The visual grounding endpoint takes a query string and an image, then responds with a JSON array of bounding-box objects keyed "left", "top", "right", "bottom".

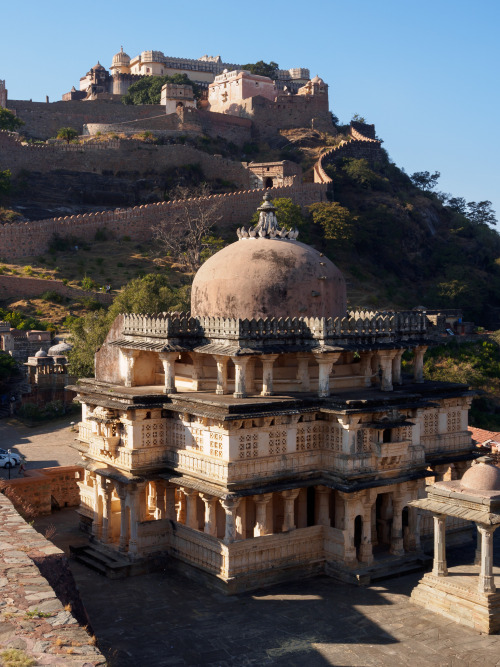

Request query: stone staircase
[
  {"left": 327, "top": 552, "right": 432, "bottom": 586},
  {"left": 70, "top": 541, "right": 167, "bottom": 579}
]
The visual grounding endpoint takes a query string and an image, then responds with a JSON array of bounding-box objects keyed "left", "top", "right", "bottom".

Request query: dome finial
[{"left": 239, "top": 192, "right": 299, "bottom": 241}]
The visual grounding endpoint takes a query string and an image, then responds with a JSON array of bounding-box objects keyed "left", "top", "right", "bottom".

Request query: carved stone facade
[{"left": 70, "top": 198, "right": 476, "bottom": 592}]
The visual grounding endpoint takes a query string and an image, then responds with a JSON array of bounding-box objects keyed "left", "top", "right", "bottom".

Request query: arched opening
[
  {"left": 354, "top": 515, "right": 363, "bottom": 560},
  {"left": 176, "top": 101, "right": 184, "bottom": 108},
  {"left": 383, "top": 428, "right": 391, "bottom": 443},
  {"left": 402, "top": 505, "right": 410, "bottom": 551},
  {"left": 265, "top": 177, "right": 273, "bottom": 188}
]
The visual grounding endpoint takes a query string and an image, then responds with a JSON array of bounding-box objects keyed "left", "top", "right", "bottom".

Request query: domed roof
[
  {"left": 34, "top": 348, "right": 48, "bottom": 358},
  {"left": 311, "top": 74, "right": 325, "bottom": 85},
  {"left": 92, "top": 61, "right": 105, "bottom": 71},
  {"left": 191, "top": 195, "right": 346, "bottom": 320},
  {"left": 460, "top": 458, "right": 500, "bottom": 492},
  {"left": 48, "top": 341, "right": 72, "bottom": 356},
  {"left": 112, "top": 47, "right": 130, "bottom": 66}
]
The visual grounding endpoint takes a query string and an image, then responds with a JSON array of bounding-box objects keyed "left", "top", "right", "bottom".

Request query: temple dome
[
  {"left": 34, "top": 348, "right": 48, "bottom": 358},
  {"left": 191, "top": 195, "right": 346, "bottom": 320},
  {"left": 460, "top": 458, "right": 500, "bottom": 492},
  {"left": 112, "top": 47, "right": 130, "bottom": 66},
  {"left": 48, "top": 341, "right": 72, "bottom": 356}
]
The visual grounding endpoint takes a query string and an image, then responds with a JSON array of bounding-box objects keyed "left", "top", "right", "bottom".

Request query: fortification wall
[
  {"left": 0, "top": 132, "right": 252, "bottom": 187},
  {"left": 0, "top": 183, "right": 328, "bottom": 259},
  {"left": 7, "top": 99, "right": 168, "bottom": 139},
  {"left": 245, "top": 94, "right": 333, "bottom": 138},
  {"left": 2, "top": 466, "right": 82, "bottom": 516},
  {"left": 0, "top": 275, "right": 113, "bottom": 305},
  {"left": 0, "top": 491, "right": 105, "bottom": 665}
]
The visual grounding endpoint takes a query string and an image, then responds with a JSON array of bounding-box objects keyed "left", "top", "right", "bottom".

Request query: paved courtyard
[
  {"left": 34, "top": 510, "right": 500, "bottom": 667},
  {"left": 0, "top": 415, "right": 81, "bottom": 479}
]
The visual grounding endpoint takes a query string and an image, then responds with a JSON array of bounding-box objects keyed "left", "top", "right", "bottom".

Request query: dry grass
[{"left": 0, "top": 648, "right": 36, "bottom": 667}]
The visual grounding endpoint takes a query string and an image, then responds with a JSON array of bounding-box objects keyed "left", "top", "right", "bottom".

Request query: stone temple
[{"left": 70, "top": 194, "right": 475, "bottom": 592}]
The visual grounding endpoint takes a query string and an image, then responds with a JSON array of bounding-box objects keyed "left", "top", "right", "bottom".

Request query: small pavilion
[{"left": 410, "top": 456, "right": 500, "bottom": 634}]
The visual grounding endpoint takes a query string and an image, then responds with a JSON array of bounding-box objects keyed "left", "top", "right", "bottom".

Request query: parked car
[
  {"left": 0, "top": 448, "right": 21, "bottom": 464},
  {"left": 0, "top": 454, "right": 18, "bottom": 469}
]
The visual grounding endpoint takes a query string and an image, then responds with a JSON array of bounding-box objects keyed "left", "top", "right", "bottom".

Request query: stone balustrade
[
  {"left": 120, "top": 309, "right": 429, "bottom": 348},
  {"left": 420, "top": 431, "right": 472, "bottom": 454}
]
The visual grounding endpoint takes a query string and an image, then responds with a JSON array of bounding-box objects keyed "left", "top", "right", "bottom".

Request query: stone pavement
[
  {"left": 34, "top": 510, "right": 500, "bottom": 667},
  {"left": 0, "top": 415, "right": 81, "bottom": 480}
]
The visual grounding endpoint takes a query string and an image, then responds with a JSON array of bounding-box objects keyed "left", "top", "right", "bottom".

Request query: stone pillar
[
  {"left": 183, "top": 488, "right": 199, "bottom": 530},
  {"left": 378, "top": 350, "right": 396, "bottom": 392},
  {"left": 260, "top": 354, "right": 279, "bottom": 397},
  {"left": 220, "top": 497, "right": 241, "bottom": 544},
  {"left": 316, "top": 353, "right": 340, "bottom": 398},
  {"left": 159, "top": 352, "right": 178, "bottom": 394},
  {"left": 390, "top": 500, "right": 405, "bottom": 556},
  {"left": 296, "top": 354, "right": 310, "bottom": 392},
  {"left": 315, "top": 486, "right": 331, "bottom": 526},
  {"left": 231, "top": 356, "right": 250, "bottom": 399},
  {"left": 154, "top": 480, "right": 167, "bottom": 519},
  {"left": 359, "top": 351, "right": 374, "bottom": 387},
  {"left": 200, "top": 493, "right": 218, "bottom": 536},
  {"left": 281, "top": 489, "right": 300, "bottom": 532},
  {"left": 176, "top": 489, "right": 186, "bottom": 524},
  {"left": 432, "top": 464, "right": 449, "bottom": 483},
  {"left": 432, "top": 513, "right": 448, "bottom": 577},
  {"left": 413, "top": 345, "right": 428, "bottom": 384},
  {"left": 335, "top": 493, "right": 346, "bottom": 530},
  {"left": 165, "top": 485, "right": 177, "bottom": 521},
  {"left": 477, "top": 524, "right": 497, "bottom": 594},
  {"left": 474, "top": 529, "right": 482, "bottom": 566},
  {"left": 370, "top": 353, "right": 380, "bottom": 386},
  {"left": 93, "top": 482, "right": 102, "bottom": 540},
  {"left": 392, "top": 350, "right": 404, "bottom": 386},
  {"left": 101, "top": 482, "right": 113, "bottom": 544},
  {"left": 122, "top": 349, "right": 139, "bottom": 387},
  {"left": 253, "top": 493, "right": 273, "bottom": 537},
  {"left": 128, "top": 484, "right": 144, "bottom": 557},
  {"left": 214, "top": 355, "right": 228, "bottom": 395},
  {"left": 359, "top": 507, "right": 374, "bottom": 564}
]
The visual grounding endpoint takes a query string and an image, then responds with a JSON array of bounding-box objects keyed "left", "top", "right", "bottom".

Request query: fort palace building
[{"left": 69, "top": 195, "right": 475, "bottom": 592}]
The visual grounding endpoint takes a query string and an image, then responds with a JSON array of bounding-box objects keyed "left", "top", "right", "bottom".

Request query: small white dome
[{"left": 34, "top": 348, "right": 48, "bottom": 358}]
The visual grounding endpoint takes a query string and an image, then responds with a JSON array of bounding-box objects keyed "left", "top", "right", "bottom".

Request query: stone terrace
[{"left": 34, "top": 508, "right": 500, "bottom": 666}]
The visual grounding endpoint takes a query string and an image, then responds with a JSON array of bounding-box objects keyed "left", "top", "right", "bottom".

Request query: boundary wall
[
  {"left": 314, "top": 122, "right": 383, "bottom": 184},
  {"left": 0, "top": 131, "right": 252, "bottom": 186},
  {"left": 0, "top": 491, "right": 105, "bottom": 665},
  {"left": 0, "top": 182, "right": 328, "bottom": 259},
  {"left": 0, "top": 275, "right": 113, "bottom": 304}
]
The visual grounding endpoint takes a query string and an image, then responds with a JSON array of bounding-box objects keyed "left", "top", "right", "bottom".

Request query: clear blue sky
[{"left": 1, "top": 0, "right": 499, "bottom": 220}]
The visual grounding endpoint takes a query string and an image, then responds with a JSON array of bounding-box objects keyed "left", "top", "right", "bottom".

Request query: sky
[{"left": 1, "top": 0, "right": 499, "bottom": 220}]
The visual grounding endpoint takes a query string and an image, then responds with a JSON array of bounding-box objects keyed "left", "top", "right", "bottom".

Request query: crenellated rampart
[
  {"left": 0, "top": 182, "right": 328, "bottom": 259},
  {"left": 314, "top": 121, "right": 383, "bottom": 184},
  {"left": 0, "top": 275, "right": 113, "bottom": 304}
]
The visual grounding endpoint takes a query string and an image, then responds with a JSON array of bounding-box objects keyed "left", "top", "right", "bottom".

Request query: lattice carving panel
[
  {"left": 447, "top": 410, "right": 461, "bottom": 433},
  {"left": 268, "top": 429, "right": 287, "bottom": 455},
  {"left": 170, "top": 420, "right": 186, "bottom": 449},
  {"left": 355, "top": 429, "right": 371, "bottom": 453},
  {"left": 210, "top": 432, "right": 224, "bottom": 458},
  {"left": 296, "top": 423, "right": 325, "bottom": 451},
  {"left": 141, "top": 421, "right": 167, "bottom": 448},
  {"left": 325, "top": 424, "right": 343, "bottom": 451},
  {"left": 189, "top": 426, "right": 204, "bottom": 451},
  {"left": 423, "top": 411, "right": 438, "bottom": 435},
  {"left": 239, "top": 433, "right": 258, "bottom": 459}
]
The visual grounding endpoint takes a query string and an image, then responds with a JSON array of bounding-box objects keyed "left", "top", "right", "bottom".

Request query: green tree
[
  {"left": 122, "top": 74, "right": 202, "bottom": 105},
  {"left": 466, "top": 200, "right": 497, "bottom": 227},
  {"left": 410, "top": 170, "right": 440, "bottom": 191},
  {"left": 0, "top": 107, "right": 24, "bottom": 131},
  {"left": 66, "top": 274, "right": 191, "bottom": 377},
  {"left": 341, "top": 158, "right": 383, "bottom": 189},
  {"left": 241, "top": 61, "right": 279, "bottom": 78},
  {"left": 57, "top": 127, "right": 79, "bottom": 144},
  {"left": 351, "top": 113, "right": 366, "bottom": 123},
  {"left": 0, "top": 169, "right": 11, "bottom": 199},
  {"left": 308, "top": 202, "right": 355, "bottom": 243}
]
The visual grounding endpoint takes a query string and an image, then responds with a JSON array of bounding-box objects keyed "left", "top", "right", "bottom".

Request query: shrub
[
  {"left": 23, "top": 265, "right": 33, "bottom": 275},
  {"left": 41, "top": 290, "right": 63, "bottom": 303},
  {"left": 81, "top": 275, "right": 97, "bottom": 291},
  {"left": 94, "top": 228, "right": 108, "bottom": 242},
  {"left": 122, "top": 235, "right": 131, "bottom": 242},
  {"left": 62, "top": 278, "right": 69, "bottom": 285}
]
